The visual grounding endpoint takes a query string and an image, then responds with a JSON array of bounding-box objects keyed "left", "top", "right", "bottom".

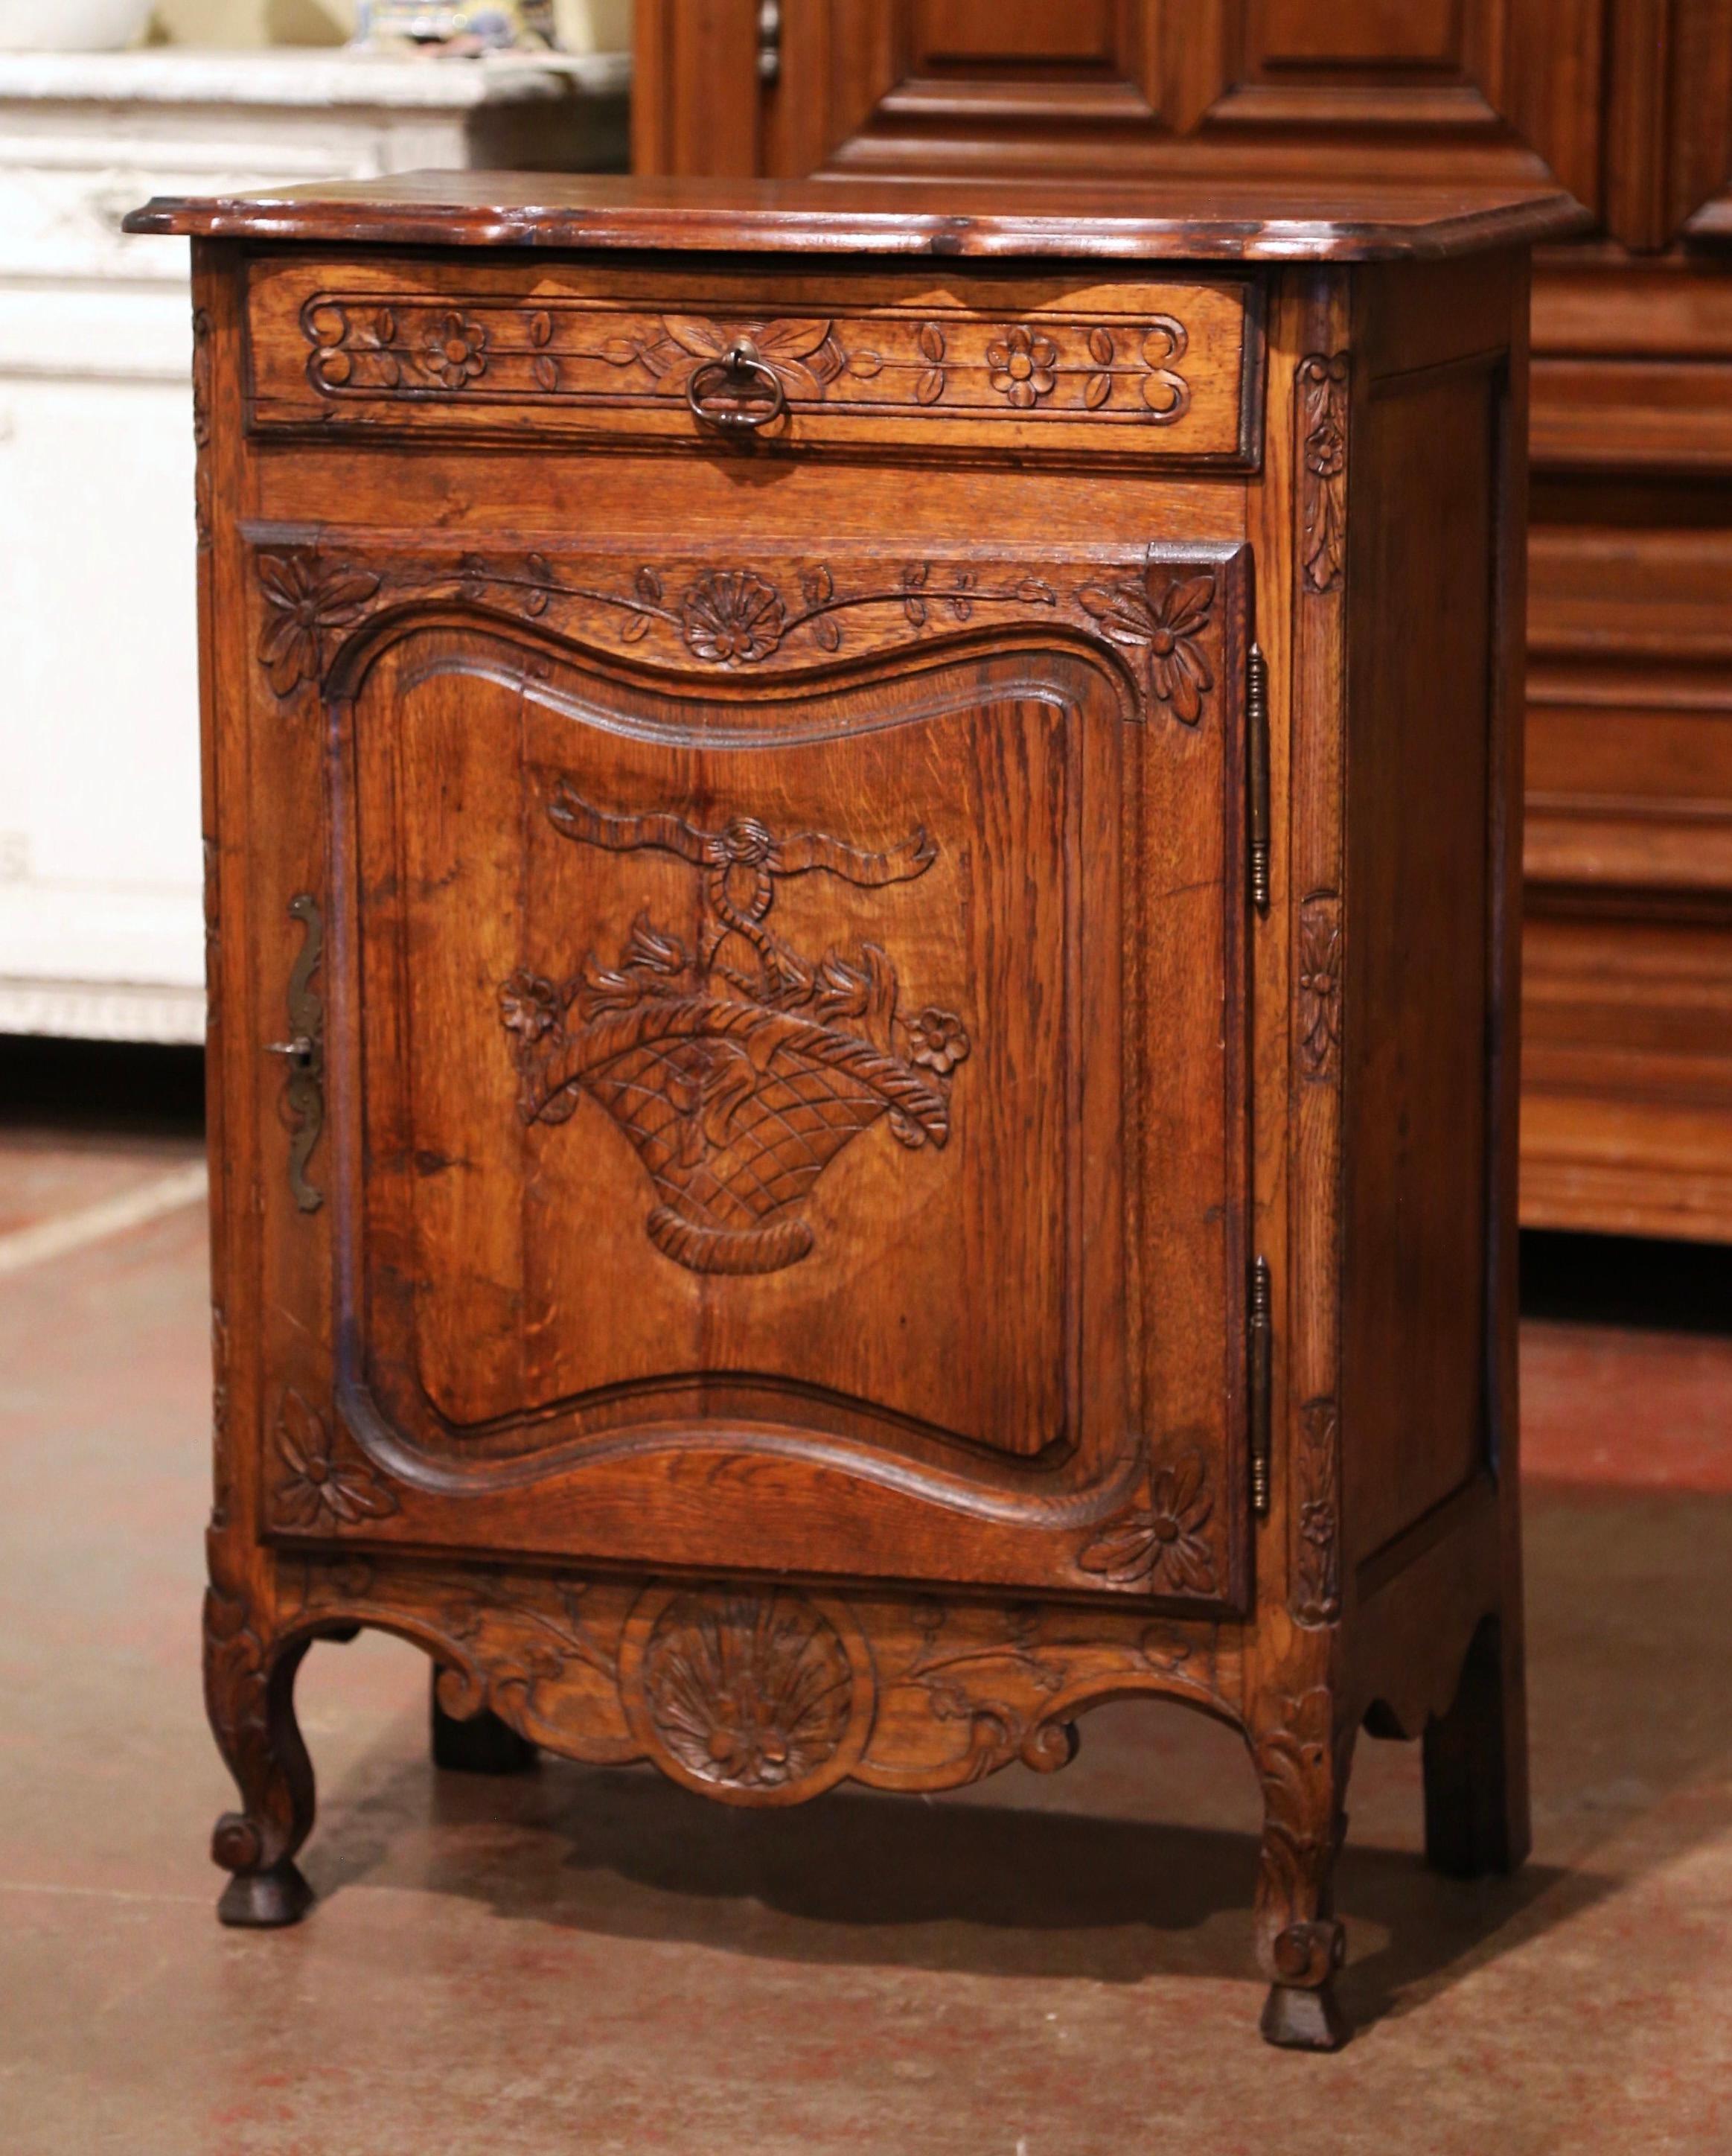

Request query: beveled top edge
[{"left": 123, "top": 171, "right": 1591, "bottom": 263}]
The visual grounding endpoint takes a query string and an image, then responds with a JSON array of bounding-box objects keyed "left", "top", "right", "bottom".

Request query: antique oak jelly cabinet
[{"left": 127, "top": 174, "right": 1582, "bottom": 2049}]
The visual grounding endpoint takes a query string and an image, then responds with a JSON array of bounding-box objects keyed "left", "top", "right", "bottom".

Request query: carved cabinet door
[{"left": 266, "top": 534, "right": 1253, "bottom": 1612}]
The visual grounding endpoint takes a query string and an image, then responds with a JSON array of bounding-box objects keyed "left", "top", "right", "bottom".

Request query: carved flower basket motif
[{"left": 502, "top": 788, "right": 971, "bottom": 1275}]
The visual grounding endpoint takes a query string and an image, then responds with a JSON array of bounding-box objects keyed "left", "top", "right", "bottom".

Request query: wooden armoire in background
[{"left": 635, "top": 0, "right": 1732, "bottom": 1243}]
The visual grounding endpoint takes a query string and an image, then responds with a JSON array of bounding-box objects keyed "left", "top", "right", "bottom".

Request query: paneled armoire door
[{"left": 635, "top": 0, "right": 1601, "bottom": 202}]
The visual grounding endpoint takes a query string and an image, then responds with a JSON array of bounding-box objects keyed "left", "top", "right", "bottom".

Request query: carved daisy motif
[
  {"left": 1307, "top": 411, "right": 1346, "bottom": 479},
  {"left": 1297, "top": 908, "right": 1342, "bottom": 1072},
  {"left": 986, "top": 325, "right": 1059, "bottom": 409},
  {"left": 680, "top": 570, "right": 785, "bottom": 664},
  {"left": 907, "top": 1007, "right": 971, "bottom": 1077},
  {"left": 257, "top": 555, "right": 380, "bottom": 698},
  {"left": 1077, "top": 569, "right": 1216, "bottom": 724},
  {"left": 1077, "top": 1453, "right": 1216, "bottom": 1594},
  {"left": 499, "top": 969, "right": 563, "bottom": 1046},
  {"left": 424, "top": 310, "right": 488, "bottom": 389},
  {"left": 272, "top": 1388, "right": 397, "bottom": 1531}
]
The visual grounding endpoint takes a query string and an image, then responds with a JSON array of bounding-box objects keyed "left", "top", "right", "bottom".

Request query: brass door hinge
[
  {"left": 758, "top": 0, "right": 781, "bottom": 80},
  {"left": 1249, "top": 1254, "right": 1272, "bottom": 1516},
  {"left": 1247, "top": 640, "right": 1271, "bottom": 914}
]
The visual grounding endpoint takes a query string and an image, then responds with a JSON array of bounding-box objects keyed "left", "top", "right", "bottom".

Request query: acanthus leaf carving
[
  {"left": 503, "top": 786, "right": 967, "bottom": 1275},
  {"left": 1250, "top": 1686, "right": 1352, "bottom": 1990},
  {"left": 202, "top": 1570, "right": 271, "bottom": 1874},
  {"left": 1297, "top": 353, "right": 1349, "bottom": 595},
  {"left": 1297, "top": 893, "right": 1342, "bottom": 1079},
  {"left": 202, "top": 1540, "right": 320, "bottom": 1891},
  {"left": 1294, "top": 1398, "right": 1342, "bottom": 1627}
]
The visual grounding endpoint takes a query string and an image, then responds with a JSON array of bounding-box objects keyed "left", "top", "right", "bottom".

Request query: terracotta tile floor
[
  {"left": 0, "top": 1126, "right": 204, "bottom": 1242},
  {"left": 1, "top": 1123, "right": 1728, "bottom": 2155}
]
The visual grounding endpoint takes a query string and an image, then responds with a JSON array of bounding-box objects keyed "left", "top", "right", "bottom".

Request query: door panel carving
[
  {"left": 502, "top": 784, "right": 967, "bottom": 1278},
  {"left": 358, "top": 637, "right": 1076, "bottom": 1461}
]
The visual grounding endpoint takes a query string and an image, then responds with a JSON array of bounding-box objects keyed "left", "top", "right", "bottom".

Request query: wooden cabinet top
[{"left": 125, "top": 170, "right": 1587, "bottom": 262}]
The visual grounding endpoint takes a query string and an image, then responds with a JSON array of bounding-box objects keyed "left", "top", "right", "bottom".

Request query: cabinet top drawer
[
  {"left": 136, "top": 172, "right": 1583, "bottom": 465},
  {"left": 243, "top": 253, "right": 1263, "bottom": 465}
]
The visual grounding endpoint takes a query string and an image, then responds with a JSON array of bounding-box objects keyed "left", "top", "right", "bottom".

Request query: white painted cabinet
[{"left": 0, "top": 47, "right": 627, "bottom": 1042}]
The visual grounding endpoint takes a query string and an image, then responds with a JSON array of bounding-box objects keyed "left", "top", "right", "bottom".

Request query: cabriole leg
[
  {"left": 1250, "top": 1685, "right": 1355, "bottom": 2050},
  {"left": 1423, "top": 1611, "right": 1530, "bottom": 1879},
  {"left": 204, "top": 1582, "right": 316, "bottom": 1927}
]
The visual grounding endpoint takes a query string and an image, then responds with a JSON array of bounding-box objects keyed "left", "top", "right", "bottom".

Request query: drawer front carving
[
  {"left": 257, "top": 536, "right": 1253, "bottom": 1606},
  {"left": 245, "top": 257, "right": 1262, "bottom": 462}
]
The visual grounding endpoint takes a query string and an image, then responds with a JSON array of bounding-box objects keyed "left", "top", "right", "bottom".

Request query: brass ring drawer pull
[{"left": 686, "top": 341, "right": 786, "bottom": 434}]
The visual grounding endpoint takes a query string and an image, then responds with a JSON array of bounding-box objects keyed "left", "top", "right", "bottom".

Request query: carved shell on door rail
[{"left": 627, "top": 1589, "right": 868, "bottom": 1800}]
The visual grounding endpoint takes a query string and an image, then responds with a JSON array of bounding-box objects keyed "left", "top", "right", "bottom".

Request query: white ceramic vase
[{"left": 0, "top": 0, "right": 153, "bottom": 48}]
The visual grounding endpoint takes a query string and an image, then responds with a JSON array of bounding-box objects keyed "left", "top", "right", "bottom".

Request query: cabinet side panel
[{"left": 1343, "top": 346, "right": 1502, "bottom": 1566}]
